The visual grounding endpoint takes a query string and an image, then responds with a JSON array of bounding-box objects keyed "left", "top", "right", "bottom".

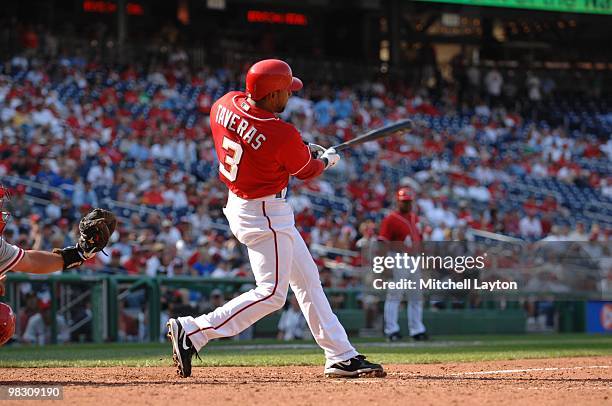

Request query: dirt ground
[{"left": 1, "top": 357, "right": 611, "bottom": 406}]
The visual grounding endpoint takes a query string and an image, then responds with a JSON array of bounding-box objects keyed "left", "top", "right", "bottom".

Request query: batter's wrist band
[{"left": 321, "top": 157, "right": 329, "bottom": 168}]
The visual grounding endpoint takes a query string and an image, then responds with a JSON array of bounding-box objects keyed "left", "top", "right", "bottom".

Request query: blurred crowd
[
  {"left": 1, "top": 48, "right": 610, "bottom": 276},
  {"left": 0, "top": 26, "right": 611, "bottom": 342}
]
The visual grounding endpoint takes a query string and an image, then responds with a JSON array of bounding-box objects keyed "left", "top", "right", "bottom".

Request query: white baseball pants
[
  {"left": 178, "top": 192, "right": 358, "bottom": 363},
  {"left": 383, "top": 264, "right": 426, "bottom": 337}
]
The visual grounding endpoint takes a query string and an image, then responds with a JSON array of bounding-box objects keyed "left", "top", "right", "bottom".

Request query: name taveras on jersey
[{"left": 215, "top": 105, "right": 267, "bottom": 150}]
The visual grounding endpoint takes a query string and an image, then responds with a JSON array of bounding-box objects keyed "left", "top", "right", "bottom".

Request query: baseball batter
[
  {"left": 379, "top": 187, "right": 428, "bottom": 341},
  {"left": 167, "top": 59, "right": 385, "bottom": 378},
  {"left": 0, "top": 193, "right": 116, "bottom": 345}
]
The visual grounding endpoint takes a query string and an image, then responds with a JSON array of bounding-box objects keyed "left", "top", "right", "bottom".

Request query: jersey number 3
[{"left": 219, "top": 137, "right": 243, "bottom": 182}]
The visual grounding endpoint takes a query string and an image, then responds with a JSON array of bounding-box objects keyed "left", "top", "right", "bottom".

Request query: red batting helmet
[
  {"left": 397, "top": 187, "right": 415, "bottom": 201},
  {"left": 0, "top": 302, "right": 15, "bottom": 346},
  {"left": 246, "top": 59, "right": 303, "bottom": 100}
]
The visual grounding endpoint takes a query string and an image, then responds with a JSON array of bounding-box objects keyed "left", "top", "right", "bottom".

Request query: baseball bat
[{"left": 332, "top": 119, "right": 414, "bottom": 152}]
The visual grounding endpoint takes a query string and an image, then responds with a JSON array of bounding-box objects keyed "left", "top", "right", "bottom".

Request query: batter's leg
[
  {"left": 178, "top": 230, "right": 293, "bottom": 351},
  {"left": 288, "top": 228, "right": 358, "bottom": 363}
]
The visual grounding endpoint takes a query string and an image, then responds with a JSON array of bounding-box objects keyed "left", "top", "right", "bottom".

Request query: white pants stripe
[{"left": 178, "top": 193, "right": 357, "bottom": 363}]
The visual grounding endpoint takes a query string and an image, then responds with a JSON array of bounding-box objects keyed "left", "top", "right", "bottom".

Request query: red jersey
[
  {"left": 379, "top": 211, "right": 422, "bottom": 244},
  {"left": 210, "top": 91, "right": 324, "bottom": 199}
]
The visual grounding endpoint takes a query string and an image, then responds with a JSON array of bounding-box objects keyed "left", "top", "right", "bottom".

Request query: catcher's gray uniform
[{"left": 0, "top": 238, "right": 24, "bottom": 278}]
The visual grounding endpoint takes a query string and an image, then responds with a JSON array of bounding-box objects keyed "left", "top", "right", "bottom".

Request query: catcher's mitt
[
  {"left": 54, "top": 208, "right": 117, "bottom": 270},
  {"left": 78, "top": 208, "right": 117, "bottom": 257}
]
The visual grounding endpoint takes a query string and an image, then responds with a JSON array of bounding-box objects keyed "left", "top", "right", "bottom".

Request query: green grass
[{"left": 0, "top": 334, "right": 610, "bottom": 368}]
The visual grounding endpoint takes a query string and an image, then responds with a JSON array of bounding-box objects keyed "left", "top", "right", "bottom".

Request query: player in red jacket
[
  {"left": 167, "top": 59, "right": 384, "bottom": 378},
  {"left": 379, "top": 187, "right": 428, "bottom": 341}
]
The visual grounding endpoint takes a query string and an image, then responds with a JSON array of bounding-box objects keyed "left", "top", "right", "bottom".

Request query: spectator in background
[
  {"left": 44, "top": 193, "right": 62, "bottom": 220},
  {"left": 118, "top": 300, "right": 144, "bottom": 342},
  {"left": 319, "top": 267, "right": 335, "bottom": 288},
  {"left": 37, "top": 222, "right": 57, "bottom": 251},
  {"left": 601, "top": 178, "right": 612, "bottom": 198},
  {"left": 466, "top": 65, "right": 480, "bottom": 94},
  {"left": 503, "top": 210, "right": 520, "bottom": 236},
  {"left": 526, "top": 72, "right": 542, "bottom": 102},
  {"left": 484, "top": 67, "right": 503, "bottom": 105},
  {"left": 277, "top": 295, "right": 307, "bottom": 341},
  {"left": 568, "top": 222, "right": 589, "bottom": 241},
  {"left": 287, "top": 188, "right": 312, "bottom": 213},
  {"left": 105, "top": 249, "right": 127, "bottom": 273},
  {"left": 123, "top": 247, "right": 147, "bottom": 275},
  {"left": 190, "top": 249, "right": 215, "bottom": 276},
  {"left": 22, "top": 300, "right": 70, "bottom": 345},
  {"left": 332, "top": 89, "right": 353, "bottom": 120},
  {"left": 314, "top": 90, "right": 334, "bottom": 127},
  {"left": 6, "top": 185, "right": 32, "bottom": 218},
  {"left": 502, "top": 70, "right": 518, "bottom": 104},
  {"left": 157, "top": 219, "right": 181, "bottom": 246},
  {"left": 519, "top": 210, "right": 542, "bottom": 239},
  {"left": 21, "top": 25, "right": 39, "bottom": 57},
  {"left": 163, "top": 184, "right": 189, "bottom": 211},
  {"left": 540, "top": 225, "right": 567, "bottom": 241},
  {"left": 189, "top": 205, "right": 212, "bottom": 234},
  {"left": 87, "top": 159, "right": 114, "bottom": 187},
  {"left": 210, "top": 260, "right": 231, "bottom": 278},
  {"left": 145, "top": 243, "right": 165, "bottom": 277},
  {"left": 17, "top": 292, "right": 39, "bottom": 337},
  {"left": 72, "top": 181, "right": 99, "bottom": 208},
  {"left": 541, "top": 73, "right": 556, "bottom": 98},
  {"left": 199, "top": 289, "right": 225, "bottom": 314},
  {"left": 42, "top": 29, "right": 58, "bottom": 57}
]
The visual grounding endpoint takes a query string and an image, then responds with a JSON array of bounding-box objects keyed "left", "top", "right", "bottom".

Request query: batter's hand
[
  {"left": 308, "top": 143, "right": 326, "bottom": 159},
  {"left": 321, "top": 147, "right": 340, "bottom": 169}
]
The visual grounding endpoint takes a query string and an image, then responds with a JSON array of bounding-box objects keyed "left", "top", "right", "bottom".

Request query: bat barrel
[{"left": 333, "top": 119, "right": 414, "bottom": 152}]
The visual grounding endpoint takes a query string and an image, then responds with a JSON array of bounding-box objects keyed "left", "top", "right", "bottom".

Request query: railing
[
  {"left": 310, "top": 244, "right": 359, "bottom": 258},
  {"left": 3, "top": 271, "right": 599, "bottom": 343},
  {"left": 468, "top": 229, "right": 524, "bottom": 243},
  {"left": 4, "top": 273, "right": 106, "bottom": 344},
  {"left": 1, "top": 272, "right": 371, "bottom": 343}
]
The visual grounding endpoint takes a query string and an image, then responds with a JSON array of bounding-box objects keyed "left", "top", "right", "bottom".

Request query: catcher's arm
[
  {"left": 12, "top": 250, "right": 64, "bottom": 274},
  {"left": 4, "top": 209, "right": 117, "bottom": 273}
]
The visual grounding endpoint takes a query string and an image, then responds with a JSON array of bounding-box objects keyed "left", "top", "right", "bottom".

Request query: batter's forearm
[
  {"left": 12, "top": 250, "right": 65, "bottom": 274},
  {"left": 294, "top": 159, "right": 325, "bottom": 180}
]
